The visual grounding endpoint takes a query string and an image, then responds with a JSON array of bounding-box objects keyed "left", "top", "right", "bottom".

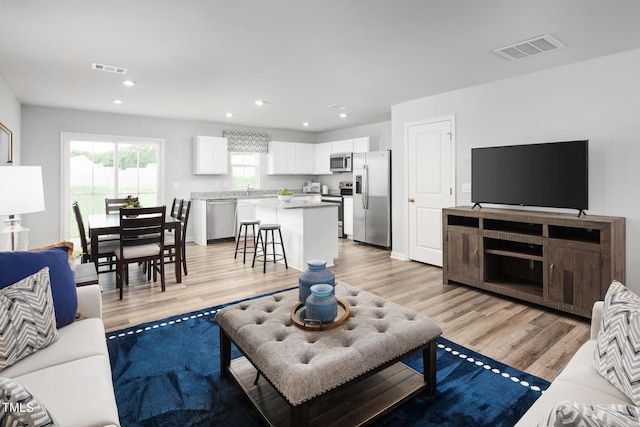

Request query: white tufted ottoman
[{"left": 216, "top": 282, "right": 442, "bottom": 427}]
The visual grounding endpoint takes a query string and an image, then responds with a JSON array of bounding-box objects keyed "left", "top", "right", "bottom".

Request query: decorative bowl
[{"left": 278, "top": 195, "right": 293, "bottom": 202}]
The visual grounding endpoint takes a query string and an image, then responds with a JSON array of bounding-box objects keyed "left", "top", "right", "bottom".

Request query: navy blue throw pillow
[{"left": 0, "top": 246, "right": 78, "bottom": 328}]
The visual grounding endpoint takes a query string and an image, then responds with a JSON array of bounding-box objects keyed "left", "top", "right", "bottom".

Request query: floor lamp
[{"left": 0, "top": 166, "right": 46, "bottom": 251}]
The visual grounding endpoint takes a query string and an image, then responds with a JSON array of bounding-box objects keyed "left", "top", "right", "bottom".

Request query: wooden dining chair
[
  {"left": 170, "top": 198, "right": 182, "bottom": 219},
  {"left": 115, "top": 206, "right": 166, "bottom": 300},
  {"left": 164, "top": 200, "right": 191, "bottom": 276},
  {"left": 72, "top": 202, "right": 118, "bottom": 273},
  {"left": 105, "top": 198, "right": 129, "bottom": 214}
]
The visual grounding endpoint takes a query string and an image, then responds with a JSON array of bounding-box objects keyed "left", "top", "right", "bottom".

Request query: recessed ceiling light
[
  {"left": 225, "top": 112, "right": 234, "bottom": 118},
  {"left": 302, "top": 122, "right": 309, "bottom": 127},
  {"left": 113, "top": 99, "right": 123, "bottom": 104},
  {"left": 254, "top": 100, "right": 264, "bottom": 106},
  {"left": 122, "top": 80, "right": 136, "bottom": 87},
  {"left": 339, "top": 113, "right": 348, "bottom": 118}
]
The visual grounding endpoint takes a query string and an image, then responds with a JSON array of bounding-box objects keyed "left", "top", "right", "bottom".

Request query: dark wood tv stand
[{"left": 442, "top": 206, "right": 626, "bottom": 318}]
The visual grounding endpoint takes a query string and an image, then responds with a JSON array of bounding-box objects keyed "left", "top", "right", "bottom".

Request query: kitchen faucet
[{"left": 246, "top": 184, "right": 253, "bottom": 195}]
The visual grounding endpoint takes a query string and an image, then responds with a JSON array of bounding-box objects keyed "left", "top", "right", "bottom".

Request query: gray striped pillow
[
  {"left": 594, "top": 281, "right": 640, "bottom": 405},
  {"left": 0, "top": 377, "right": 57, "bottom": 426},
  {"left": 538, "top": 401, "right": 640, "bottom": 427},
  {"left": 0, "top": 267, "right": 59, "bottom": 370}
]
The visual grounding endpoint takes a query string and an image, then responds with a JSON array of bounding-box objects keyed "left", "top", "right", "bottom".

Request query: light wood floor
[{"left": 100, "top": 239, "right": 590, "bottom": 382}]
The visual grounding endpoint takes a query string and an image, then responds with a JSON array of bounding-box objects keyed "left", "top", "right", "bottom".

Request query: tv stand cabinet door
[
  {"left": 547, "top": 247, "right": 601, "bottom": 313},
  {"left": 446, "top": 230, "right": 481, "bottom": 283}
]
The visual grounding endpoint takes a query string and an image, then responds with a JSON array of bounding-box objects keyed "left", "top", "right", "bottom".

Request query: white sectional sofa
[
  {"left": 0, "top": 284, "right": 120, "bottom": 426},
  {"left": 515, "top": 301, "right": 633, "bottom": 426}
]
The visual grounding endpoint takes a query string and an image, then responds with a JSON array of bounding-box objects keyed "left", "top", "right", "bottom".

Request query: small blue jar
[
  {"left": 305, "top": 284, "right": 338, "bottom": 324},
  {"left": 298, "top": 259, "right": 335, "bottom": 304}
]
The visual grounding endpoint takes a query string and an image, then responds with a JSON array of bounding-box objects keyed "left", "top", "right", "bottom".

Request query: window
[
  {"left": 61, "top": 133, "right": 164, "bottom": 240},
  {"left": 230, "top": 152, "right": 260, "bottom": 189}
]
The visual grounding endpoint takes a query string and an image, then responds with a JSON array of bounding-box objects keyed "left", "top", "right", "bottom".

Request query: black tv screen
[{"left": 471, "top": 140, "right": 588, "bottom": 211}]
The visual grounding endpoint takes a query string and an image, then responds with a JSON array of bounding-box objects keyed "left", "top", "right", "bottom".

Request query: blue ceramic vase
[
  {"left": 305, "top": 284, "right": 338, "bottom": 324},
  {"left": 298, "top": 259, "right": 335, "bottom": 304}
]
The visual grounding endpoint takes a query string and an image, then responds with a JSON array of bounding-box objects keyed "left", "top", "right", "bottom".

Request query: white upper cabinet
[
  {"left": 267, "top": 141, "right": 296, "bottom": 175},
  {"left": 267, "top": 141, "right": 313, "bottom": 175},
  {"left": 353, "top": 137, "right": 370, "bottom": 153},
  {"left": 331, "top": 139, "right": 353, "bottom": 154},
  {"left": 313, "top": 142, "right": 332, "bottom": 175},
  {"left": 193, "top": 136, "right": 228, "bottom": 174},
  {"left": 295, "top": 143, "right": 314, "bottom": 174}
]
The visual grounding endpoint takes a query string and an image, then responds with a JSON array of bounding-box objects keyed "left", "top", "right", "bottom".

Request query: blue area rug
[{"left": 107, "top": 289, "right": 550, "bottom": 426}]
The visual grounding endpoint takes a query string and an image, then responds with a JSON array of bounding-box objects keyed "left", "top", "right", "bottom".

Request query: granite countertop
[
  {"left": 191, "top": 190, "right": 319, "bottom": 200},
  {"left": 242, "top": 197, "right": 335, "bottom": 210}
]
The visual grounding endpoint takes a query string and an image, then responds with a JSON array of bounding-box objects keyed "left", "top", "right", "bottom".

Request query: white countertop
[{"left": 243, "top": 197, "right": 335, "bottom": 209}]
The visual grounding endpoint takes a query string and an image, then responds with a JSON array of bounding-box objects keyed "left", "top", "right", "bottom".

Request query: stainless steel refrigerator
[{"left": 353, "top": 150, "right": 391, "bottom": 248}]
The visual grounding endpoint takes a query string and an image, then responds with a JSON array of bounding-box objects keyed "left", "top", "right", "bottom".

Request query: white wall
[
  {"left": 392, "top": 48, "right": 640, "bottom": 293},
  {"left": 21, "top": 106, "right": 318, "bottom": 246}
]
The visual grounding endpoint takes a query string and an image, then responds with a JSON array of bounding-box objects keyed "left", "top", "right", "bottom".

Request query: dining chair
[
  {"left": 170, "top": 198, "right": 182, "bottom": 219},
  {"left": 164, "top": 200, "right": 191, "bottom": 276},
  {"left": 115, "top": 206, "right": 166, "bottom": 300},
  {"left": 72, "top": 202, "right": 118, "bottom": 273},
  {"left": 105, "top": 197, "right": 129, "bottom": 214}
]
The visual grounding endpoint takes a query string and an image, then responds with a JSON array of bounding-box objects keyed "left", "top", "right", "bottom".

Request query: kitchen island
[{"left": 243, "top": 197, "right": 338, "bottom": 271}]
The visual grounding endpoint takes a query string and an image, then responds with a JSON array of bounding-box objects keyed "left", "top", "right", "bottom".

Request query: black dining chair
[
  {"left": 115, "top": 206, "right": 166, "bottom": 300},
  {"left": 164, "top": 200, "right": 191, "bottom": 276},
  {"left": 72, "top": 202, "right": 118, "bottom": 273}
]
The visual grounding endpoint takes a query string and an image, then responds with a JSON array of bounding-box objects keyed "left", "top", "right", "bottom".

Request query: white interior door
[{"left": 407, "top": 118, "right": 454, "bottom": 266}]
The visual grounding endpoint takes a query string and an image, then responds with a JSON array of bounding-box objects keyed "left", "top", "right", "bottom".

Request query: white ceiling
[{"left": 2, "top": 1, "right": 640, "bottom": 133}]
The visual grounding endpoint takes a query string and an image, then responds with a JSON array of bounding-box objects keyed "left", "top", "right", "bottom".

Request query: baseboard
[{"left": 390, "top": 251, "right": 408, "bottom": 261}]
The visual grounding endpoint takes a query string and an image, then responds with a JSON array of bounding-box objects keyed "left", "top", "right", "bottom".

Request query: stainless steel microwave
[{"left": 330, "top": 152, "right": 352, "bottom": 172}]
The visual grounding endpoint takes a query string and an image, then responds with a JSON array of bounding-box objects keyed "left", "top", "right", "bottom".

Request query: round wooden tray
[{"left": 290, "top": 299, "right": 350, "bottom": 331}]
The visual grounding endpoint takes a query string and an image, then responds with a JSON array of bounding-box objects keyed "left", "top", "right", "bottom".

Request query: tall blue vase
[
  {"left": 305, "top": 284, "right": 338, "bottom": 324},
  {"left": 298, "top": 259, "right": 335, "bottom": 304}
]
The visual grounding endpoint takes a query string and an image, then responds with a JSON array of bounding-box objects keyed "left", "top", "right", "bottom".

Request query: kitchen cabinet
[
  {"left": 313, "top": 142, "right": 332, "bottom": 175},
  {"left": 267, "top": 141, "right": 314, "bottom": 175},
  {"left": 267, "top": 141, "right": 296, "bottom": 175},
  {"left": 236, "top": 200, "right": 257, "bottom": 231},
  {"left": 193, "top": 136, "right": 228, "bottom": 174},
  {"left": 295, "top": 143, "right": 314, "bottom": 174},
  {"left": 343, "top": 196, "right": 353, "bottom": 237},
  {"left": 353, "top": 137, "right": 370, "bottom": 153},
  {"left": 331, "top": 139, "right": 353, "bottom": 154}
]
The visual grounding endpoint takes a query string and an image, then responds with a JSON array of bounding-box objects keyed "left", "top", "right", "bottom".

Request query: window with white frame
[
  {"left": 230, "top": 152, "right": 260, "bottom": 189},
  {"left": 61, "top": 133, "right": 164, "bottom": 240}
]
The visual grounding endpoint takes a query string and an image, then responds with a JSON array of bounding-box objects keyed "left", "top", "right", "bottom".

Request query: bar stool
[
  {"left": 252, "top": 224, "right": 288, "bottom": 273},
  {"left": 234, "top": 219, "right": 260, "bottom": 263}
]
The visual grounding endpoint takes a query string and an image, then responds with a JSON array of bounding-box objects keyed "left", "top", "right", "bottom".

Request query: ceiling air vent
[
  {"left": 494, "top": 34, "right": 564, "bottom": 60},
  {"left": 92, "top": 62, "right": 128, "bottom": 74}
]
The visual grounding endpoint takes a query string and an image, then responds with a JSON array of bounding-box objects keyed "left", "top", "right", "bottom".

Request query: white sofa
[
  {"left": 0, "top": 284, "right": 120, "bottom": 426},
  {"left": 515, "top": 301, "right": 632, "bottom": 426}
]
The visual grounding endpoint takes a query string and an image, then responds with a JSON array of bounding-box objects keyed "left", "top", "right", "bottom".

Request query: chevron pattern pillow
[
  {"left": 0, "top": 267, "right": 59, "bottom": 370},
  {"left": 538, "top": 401, "right": 640, "bottom": 427},
  {"left": 0, "top": 377, "right": 57, "bottom": 426},
  {"left": 594, "top": 280, "right": 640, "bottom": 404}
]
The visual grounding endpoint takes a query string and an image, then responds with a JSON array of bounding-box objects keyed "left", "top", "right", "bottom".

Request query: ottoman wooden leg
[
  {"left": 423, "top": 339, "right": 437, "bottom": 396},
  {"left": 290, "top": 402, "right": 309, "bottom": 427},
  {"left": 220, "top": 328, "right": 231, "bottom": 378}
]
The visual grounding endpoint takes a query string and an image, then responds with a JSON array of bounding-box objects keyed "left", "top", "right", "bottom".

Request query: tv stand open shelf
[{"left": 442, "top": 207, "right": 625, "bottom": 318}]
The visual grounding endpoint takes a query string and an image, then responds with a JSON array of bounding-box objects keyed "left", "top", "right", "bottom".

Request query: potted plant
[
  {"left": 277, "top": 188, "right": 294, "bottom": 202},
  {"left": 124, "top": 195, "right": 141, "bottom": 217}
]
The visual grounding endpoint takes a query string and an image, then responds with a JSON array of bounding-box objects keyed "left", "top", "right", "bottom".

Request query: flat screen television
[{"left": 471, "top": 140, "right": 588, "bottom": 213}]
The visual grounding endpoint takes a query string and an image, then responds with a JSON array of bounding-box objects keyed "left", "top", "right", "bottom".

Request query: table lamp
[{"left": 0, "top": 166, "right": 46, "bottom": 251}]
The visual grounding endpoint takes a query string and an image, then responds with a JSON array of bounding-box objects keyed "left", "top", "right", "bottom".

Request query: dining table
[{"left": 88, "top": 213, "right": 182, "bottom": 284}]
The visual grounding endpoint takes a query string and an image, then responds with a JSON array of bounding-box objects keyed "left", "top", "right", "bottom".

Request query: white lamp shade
[{"left": 0, "top": 166, "right": 46, "bottom": 216}]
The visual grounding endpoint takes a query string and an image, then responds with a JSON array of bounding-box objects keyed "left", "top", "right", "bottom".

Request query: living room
[{"left": 2, "top": 2, "right": 640, "bottom": 426}]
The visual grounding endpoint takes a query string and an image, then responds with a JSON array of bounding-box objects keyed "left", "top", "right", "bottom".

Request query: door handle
[
  {"left": 408, "top": 198, "right": 415, "bottom": 203},
  {"left": 549, "top": 263, "right": 555, "bottom": 285}
]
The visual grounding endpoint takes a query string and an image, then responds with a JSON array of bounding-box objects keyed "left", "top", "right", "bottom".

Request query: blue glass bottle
[
  {"left": 305, "top": 284, "right": 338, "bottom": 324},
  {"left": 298, "top": 259, "right": 335, "bottom": 304}
]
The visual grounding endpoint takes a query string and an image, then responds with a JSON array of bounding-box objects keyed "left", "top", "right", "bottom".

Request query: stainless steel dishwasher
[{"left": 206, "top": 199, "right": 237, "bottom": 242}]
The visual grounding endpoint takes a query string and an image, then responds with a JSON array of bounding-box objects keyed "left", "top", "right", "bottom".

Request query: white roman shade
[{"left": 223, "top": 131, "right": 269, "bottom": 153}]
